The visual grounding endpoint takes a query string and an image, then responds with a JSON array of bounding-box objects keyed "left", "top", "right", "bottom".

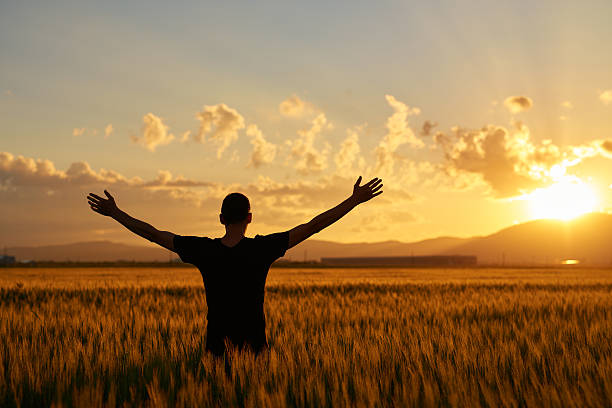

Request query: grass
[{"left": 1, "top": 267, "right": 611, "bottom": 407}]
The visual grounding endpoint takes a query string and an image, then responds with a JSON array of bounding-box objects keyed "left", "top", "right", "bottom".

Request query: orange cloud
[
  {"left": 334, "top": 127, "right": 364, "bottom": 173},
  {"left": 132, "top": 113, "right": 175, "bottom": 152},
  {"left": 374, "top": 95, "right": 423, "bottom": 177},
  {"left": 0, "top": 152, "right": 221, "bottom": 191},
  {"left": 434, "top": 122, "right": 581, "bottom": 198},
  {"left": 290, "top": 113, "right": 331, "bottom": 174},
  {"left": 279, "top": 95, "right": 317, "bottom": 118},
  {"left": 246, "top": 124, "right": 277, "bottom": 168},
  {"left": 599, "top": 90, "right": 612, "bottom": 105},
  {"left": 194, "top": 103, "right": 245, "bottom": 158},
  {"left": 104, "top": 124, "right": 114, "bottom": 138},
  {"left": 504, "top": 96, "right": 533, "bottom": 113}
]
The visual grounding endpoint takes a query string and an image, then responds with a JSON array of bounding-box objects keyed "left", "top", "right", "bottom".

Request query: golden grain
[{"left": 0, "top": 267, "right": 611, "bottom": 407}]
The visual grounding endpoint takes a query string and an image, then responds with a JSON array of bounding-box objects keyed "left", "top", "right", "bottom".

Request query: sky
[{"left": 1, "top": 0, "right": 612, "bottom": 247}]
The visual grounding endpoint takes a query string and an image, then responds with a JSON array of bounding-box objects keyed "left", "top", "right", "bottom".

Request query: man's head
[{"left": 220, "top": 192, "right": 252, "bottom": 226}]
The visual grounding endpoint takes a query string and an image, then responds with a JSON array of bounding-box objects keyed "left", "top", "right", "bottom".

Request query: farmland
[{"left": 1, "top": 267, "right": 611, "bottom": 407}]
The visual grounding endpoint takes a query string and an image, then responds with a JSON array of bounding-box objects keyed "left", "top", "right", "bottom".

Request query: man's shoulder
[
  {"left": 173, "top": 235, "right": 214, "bottom": 247},
  {"left": 175, "top": 234, "right": 213, "bottom": 240},
  {"left": 253, "top": 231, "right": 289, "bottom": 241}
]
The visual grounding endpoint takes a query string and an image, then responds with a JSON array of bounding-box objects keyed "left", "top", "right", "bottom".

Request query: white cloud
[
  {"left": 194, "top": 103, "right": 245, "bottom": 158},
  {"left": 504, "top": 96, "right": 533, "bottom": 113},
  {"left": 72, "top": 128, "right": 86, "bottom": 137},
  {"left": 132, "top": 113, "right": 175, "bottom": 152},
  {"left": 246, "top": 124, "right": 277, "bottom": 168}
]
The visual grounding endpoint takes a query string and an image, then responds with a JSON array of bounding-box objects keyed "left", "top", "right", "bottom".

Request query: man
[{"left": 87, "top": 176, "right": 383, "bottom": 355}]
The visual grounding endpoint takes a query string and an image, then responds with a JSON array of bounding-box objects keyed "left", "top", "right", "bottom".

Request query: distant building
[
  {"left": 0, "top": 255, "right": 16, "bottom": 266},
  {"left": 321, "top": 255, "right": 477, "bottom": 267}
]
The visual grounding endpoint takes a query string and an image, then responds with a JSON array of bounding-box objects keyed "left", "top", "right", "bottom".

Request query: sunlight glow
[{"left": 527, "top": 178, "right": 598, "bottom": 221}]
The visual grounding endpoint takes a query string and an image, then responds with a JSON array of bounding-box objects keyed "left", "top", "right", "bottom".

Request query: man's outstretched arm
[
  {"left": 87, "top": 190, "right": 176, "bottom": 251},
  {"left": 287, "top": 176, "right": 383, "bottom": 249}
]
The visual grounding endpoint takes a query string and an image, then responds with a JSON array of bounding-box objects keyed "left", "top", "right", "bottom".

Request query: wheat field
[{"left": 1, "top": 267, "right": 611, "bottom": 407}]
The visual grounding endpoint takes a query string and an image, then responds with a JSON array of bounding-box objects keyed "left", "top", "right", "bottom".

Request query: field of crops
[{"left": 1, "top": 267, "right": 611, "bottom": 407}]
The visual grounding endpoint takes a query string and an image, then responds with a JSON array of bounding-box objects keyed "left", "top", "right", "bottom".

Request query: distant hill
[
  {"left": 283, "top": 236, "right": 474, "bottom": 261},
  {"left": 6, "top": 241, "right": 172, "bottom": 262},
  {"left": 442, "top": 213, "right": 612, "bottom": 265},
  {"left": 6, "top": 213, "right": 612, "bottom": 265}
]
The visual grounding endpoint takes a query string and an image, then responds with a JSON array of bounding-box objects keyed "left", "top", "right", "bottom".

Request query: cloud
[
  {"left": 561, "top": 101, "right": 573, "bottom": 109},
  {"left": 374, "top": 95, "right": 423, "bottom": 176},
  {"left": 0, "top": 152, "right": 67, "bottom": 187},
  {"left": 246, "top": 124, "right": 277, "bottom": 168},
  {"left": 194, "top": 103, "right": 245, "bottom": 158},
  {"left": 0, "top": 152, "right": 222, "bottom": 191},
  {"left": 599, "top": 90, "right": 612, "bottom": 105},
  {"left": 132, "top": 113, "right": 175, "bottom": 152},
  {"left": 142, "top": 170, "right": 216, "bottom": 188},
  {"left": 72, "top": 128, "right": 86, "bottom": 137},
  {"left": 244, "top": 173, "right": 411, "bottom": 212},
  {"left": 600, "top": 139, "right": 612, "bottom": 156},
  {"left": 334, "top": 127, "right": 364, "bottom": 173},
  {"left": 504, "top": 96, "right": 533, "bottom": 113},
  {"left": 279, "top": 95, "right": 316, "bottom": 118},
  {"left": 104, "top": 124, "right": 114, "bottom": 138},
  {"left": 434, "top": 123, "right": 576, "bottom": 198},
  {"left": 420, "top": 120, "right": 437, "bottom": 137},
  {"left": 180, "top": 131, "right": 191, "bottom": 143},
  {"left": 0, "top": 150, "right": 419, "bottom": 245},
  {"left": 290, "top": 113, "right": 331, "bottom": 174}
]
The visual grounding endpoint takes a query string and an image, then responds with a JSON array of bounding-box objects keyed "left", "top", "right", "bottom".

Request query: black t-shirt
[{"left": 173, "top": 232, "right": 289, "bottom": 354}]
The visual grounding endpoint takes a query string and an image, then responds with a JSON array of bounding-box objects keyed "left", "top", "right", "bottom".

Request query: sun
[{"left": 527, "top": 178, "right": 598, "bottom": 221}]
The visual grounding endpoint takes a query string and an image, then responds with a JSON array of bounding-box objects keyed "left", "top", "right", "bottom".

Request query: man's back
[{"left": 173, "top": 232, "right": 289, "bottom": 355}]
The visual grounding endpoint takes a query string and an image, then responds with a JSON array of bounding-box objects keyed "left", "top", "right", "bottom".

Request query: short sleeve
[
  {"left": 173, "top": 235, "right": 204, "bottom": 265},
  {"left": 255, "top": 231, "right": 290, "bottom": 263}
]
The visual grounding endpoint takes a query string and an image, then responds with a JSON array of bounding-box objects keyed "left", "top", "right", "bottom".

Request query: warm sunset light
[
  {"left": 527, "top": 178, "right": 598, "bottom": 221},
  {"left": 3, "top": 2, "right": 612, "bottom": 406}
]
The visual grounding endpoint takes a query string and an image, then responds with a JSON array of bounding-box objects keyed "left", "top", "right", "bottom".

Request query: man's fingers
[
  {"left": 371, "top": 183, "right": 383, "bottom": 193},
  {"left": 104, "top": 189, "right": 113, "bottom": 199},
  {"left": 87, "top": 196, "right": 103, "bottom": 205},
  {"left": 372, "top": 190, "right": 383, "bottom": 198},
  {"left": 354, "top": 176, "right": 362, "bottom": 187},
  {"left": 369, "top": 179, "right": 382, "bottom": 189},
  {"left": 364, "top": 177, "right": 380, "bottom": 188},
  {"left": 88, "top": 193, "right": 104, "bottom": 201}
]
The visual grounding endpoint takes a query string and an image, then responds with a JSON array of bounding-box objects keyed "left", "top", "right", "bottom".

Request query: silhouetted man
[{"left": 87, "top": 176, "right": 383, "bottom": 355}]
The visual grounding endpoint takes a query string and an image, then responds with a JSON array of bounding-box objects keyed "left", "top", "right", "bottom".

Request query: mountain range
[{"left": 5, "top": 213, "right": 612, "bottom": 266}]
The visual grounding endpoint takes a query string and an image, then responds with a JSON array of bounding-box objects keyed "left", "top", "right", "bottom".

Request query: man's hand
[
  {"left": 87, "top": 190, "right": 119, "bottom": 217},
  {"left": 287, "top": 176, "right": 383, "bottom": 249},
  {"left": 351, "top": 176, "right": 383, "bottom": 204}
]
